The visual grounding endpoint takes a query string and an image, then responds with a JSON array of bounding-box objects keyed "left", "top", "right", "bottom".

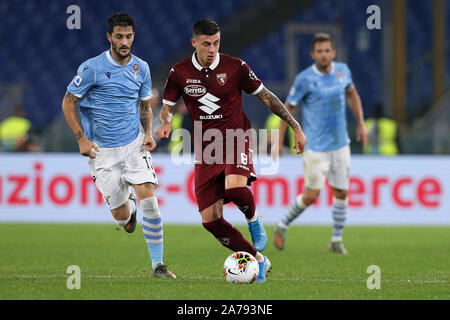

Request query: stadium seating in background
[
  {"left": 1, "top": 0, "right": 252, "bottom": 128},
  {"left": 1, "top": 0, "right": 447, "bottom": 149}
]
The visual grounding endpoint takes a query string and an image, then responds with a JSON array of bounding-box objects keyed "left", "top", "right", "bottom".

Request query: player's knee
[
  {"left": 200, "top": 200, "right": 223, "bottom": 223},
  {"left": 333, "top": 189, "right": 348, "bottom": 200},
  {"left": 302, "top": 191, "right": 320, "bottom": 206},
  {"left": 134, "top": 182, "right": 156, "bottom": 199},
  {"left": 225, "top": 174, "right": 248, "bottom": 189},
  {"left": 110, "top": 203, "right": 130, "bottom": 220}
]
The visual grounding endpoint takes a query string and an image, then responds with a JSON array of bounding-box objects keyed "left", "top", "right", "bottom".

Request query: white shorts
[
  {"left": 88, "top": 133, "right": 158, "bottom": 209},
  {"left": 303, "top": 145, "right": 350, "bottom": 190}
]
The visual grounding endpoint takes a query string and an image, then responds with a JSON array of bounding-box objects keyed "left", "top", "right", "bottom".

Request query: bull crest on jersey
[{"left": 216, "top": 73, "right": 227, "bottom": 86}]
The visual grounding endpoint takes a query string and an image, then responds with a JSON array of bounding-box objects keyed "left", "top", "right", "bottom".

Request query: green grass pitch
[{"left": 0, "top": 223, "right": 448, "bottom": 300}]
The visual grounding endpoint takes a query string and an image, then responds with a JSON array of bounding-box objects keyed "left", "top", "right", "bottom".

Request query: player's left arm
[
  {"left": 138, "top": 98, "right": 156, "bottom": 151},
  {"left": 256, "top": 87, "right": 306, "bottom": 154},
  {"left": 346, "top": 84, "right": 368, "bottom": 147}
]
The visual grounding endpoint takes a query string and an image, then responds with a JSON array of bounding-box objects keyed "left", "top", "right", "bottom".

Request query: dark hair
[
  {"left": 192, "top": 18, "right": 220, "bottom": 36},
  {"left": 311, "top": 32, "right": 334, "bottom": 51},
  {"left": 107, "top": 12, "right": 136, "bottom": 34}
]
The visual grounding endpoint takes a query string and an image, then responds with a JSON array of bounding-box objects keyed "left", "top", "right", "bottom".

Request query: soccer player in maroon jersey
[{"left": 156, "top": 18, "right": 306, "bottom": 282}]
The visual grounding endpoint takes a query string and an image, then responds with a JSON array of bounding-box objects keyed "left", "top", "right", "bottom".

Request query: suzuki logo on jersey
[
  {"left": 198, "top": 93, "right": 220, "bottom": 114},
  {"left": 198, "top": 93, "right": 223, "bottom": 119},
  {"left": 184, "top": 85, "right": 207, "bottom": 97}
]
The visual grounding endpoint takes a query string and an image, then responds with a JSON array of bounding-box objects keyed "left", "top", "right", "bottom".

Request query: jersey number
[{"left": 142, "top": 155, "right": 152, "bottom": 170}]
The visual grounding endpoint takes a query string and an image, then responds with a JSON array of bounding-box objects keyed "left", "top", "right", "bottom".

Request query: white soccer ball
[{"left": 223, "top": 251, "right": 259, "bottom": 284}]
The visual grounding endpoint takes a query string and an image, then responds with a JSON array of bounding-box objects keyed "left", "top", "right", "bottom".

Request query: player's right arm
[
  {"left": 61, "top": 91, "right": 99, "bottom": 158},
  {"left": 63, "top": 61, "right": 99, "bottom": 158},
  {"left": 156, "top": 104, "right": 175, "bottom": 139},
  {"left": 157, "top": 67, "right": 180, "bottom": 140}
]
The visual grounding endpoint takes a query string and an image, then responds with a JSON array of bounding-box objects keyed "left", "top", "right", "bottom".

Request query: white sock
[
  {"left": 247, "top": 211, "right": 258, "bottom": 223},
  {"left": 114, "top": 217, "right": 130, "bottom": 226},
  {"left": 113, "top": 198, "right": 135, "bottom": 226},
  {"left": 255, "top": 252, "right": 264, "bottom": 263}
]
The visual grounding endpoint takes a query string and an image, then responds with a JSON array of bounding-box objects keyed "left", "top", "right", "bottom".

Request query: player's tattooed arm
[
  {"left": 64, "top": 90, "right": 80, "bottom": 104},
  {"left": 62, "top": 90, "right": 83, "bottom": 140},
  {"left": 256, "top": 87, "right": 300, "bottom": 130},
  {"left": 257, "top": 87, "right": 307, "bottom": 154},
  {"left": 62, "top": 90, "right": 99, "bottom": 157},
  {"left": 138, "top": 99, "right": 153, "bottom": 135},
  {"left": 139, "top": 99, "right": 157, "bottom": 151}
]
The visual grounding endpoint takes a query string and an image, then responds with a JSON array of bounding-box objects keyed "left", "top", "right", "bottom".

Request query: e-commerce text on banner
[{"left": 0, "top": 154, "right": 448, "bottom": 225}]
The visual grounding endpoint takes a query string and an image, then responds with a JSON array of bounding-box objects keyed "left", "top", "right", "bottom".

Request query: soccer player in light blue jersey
[
  {"left": 62, "top": 13, "right": 175, "bottom": 278},
  {"left": 274, "top": 33, "right": 368, "bottom": 254}
]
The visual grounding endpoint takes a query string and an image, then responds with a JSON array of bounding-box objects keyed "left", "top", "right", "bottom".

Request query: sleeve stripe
[
  {"left": 251, "top": 83, "right": 264, "bottom": 95},
  {"left": 162, "top": 99, "right": 177, "bottom": 106},
  {"left": 139, "top": 95, "right": 152, "bottom": 101},
  {"left": 67, "top": 89, "right": 83, "bottom": 98}
]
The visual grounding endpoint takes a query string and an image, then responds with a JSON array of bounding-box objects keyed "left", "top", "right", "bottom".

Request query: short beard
[
  {"left": 115, "top": 50, "right": 130, "bottom": 60},
  {"left": 317, "top": 61, "right": 331, "bottom": 71},
  {"left": 111, "top": 43, "right": 131, "bottom": 60}
]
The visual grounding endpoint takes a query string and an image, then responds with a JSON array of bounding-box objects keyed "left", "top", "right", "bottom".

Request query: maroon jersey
[{"left": 163, "top": 53, "right": 263, "bottom": 160}]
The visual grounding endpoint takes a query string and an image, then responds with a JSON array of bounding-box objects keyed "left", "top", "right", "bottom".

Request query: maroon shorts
[{"left": 195, "top": 162, "right": 257, "bottom": 212}]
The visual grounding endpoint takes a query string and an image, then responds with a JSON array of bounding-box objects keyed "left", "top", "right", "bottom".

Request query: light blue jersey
[
  {"left": 286, "top": 62, "right": 353, "bottom": 152},
  {"left": 67, "top": 50, "right": 152, "bottom": 147}
]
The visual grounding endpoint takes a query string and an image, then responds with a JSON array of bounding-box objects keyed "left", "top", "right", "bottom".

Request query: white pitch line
[{"left": 0, "top": 274, "right": 447, "bottom": 284}]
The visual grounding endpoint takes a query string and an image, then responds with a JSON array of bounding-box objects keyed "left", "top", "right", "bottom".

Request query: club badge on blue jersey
[
  {"left": 131, "top": 63, "right": 140, "bottom": 80},
  {"left": 336, "top": 71, "right": 344, "bottom": 84}
]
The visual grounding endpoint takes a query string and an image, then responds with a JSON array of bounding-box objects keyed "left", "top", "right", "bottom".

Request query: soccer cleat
[
  {"left": 255, "top": 256, "right": 270, "bottom": 283},
  {"left": 273, "top": 223, "right": 287, "bottom": 250},
  {"left": 329, "top": 241, "right": 348, "bottom": 254},
  {"left": 123, "top": 193, "right": 137, "bottom": 233},
  {"left": 248, "top": 214, "right": 267, "bottom": 252},
  {"left": 152, "top": 263, "right": 177, "bottom": 279}
]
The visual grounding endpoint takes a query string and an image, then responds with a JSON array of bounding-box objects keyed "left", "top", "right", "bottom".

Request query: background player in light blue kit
[
  {"left": 274, "top": 33, "right": 368, "bottom": 254},
  {"left": 61, "top": 12, "right": 175, "bottom": 278}
]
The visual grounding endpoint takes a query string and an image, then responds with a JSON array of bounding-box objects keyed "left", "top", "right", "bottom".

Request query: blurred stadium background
[
  {"left": 1, "top": 0, "right": 449, "bottom": 153},
  {"left": 0, "top": 0, "right": 449, "bottom": 225}
]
